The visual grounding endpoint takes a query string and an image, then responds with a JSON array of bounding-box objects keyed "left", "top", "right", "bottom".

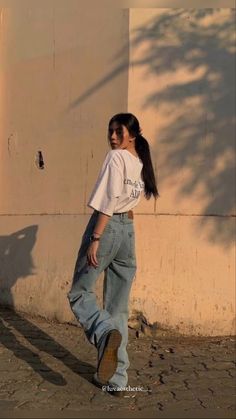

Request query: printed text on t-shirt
[{"left": 124, "top": 178, "right": 144, "bottom": 199}]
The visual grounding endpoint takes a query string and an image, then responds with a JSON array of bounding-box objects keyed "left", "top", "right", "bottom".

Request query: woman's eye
[{"left": 108, "top": 127, "right": 123, "bottom": 137}]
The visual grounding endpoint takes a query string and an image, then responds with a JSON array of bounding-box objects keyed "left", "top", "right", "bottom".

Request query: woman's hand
[
  {"left": 86, "top": 211, "right": 111, "bottom": 268},
  {"left": 87, "top": 241, "right": 99, "bottom": 268}
]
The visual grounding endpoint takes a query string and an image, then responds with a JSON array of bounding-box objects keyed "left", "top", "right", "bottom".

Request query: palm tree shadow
[
  {"left": 0, "top": 226, "right": 96, "bottom": 386},
  {"left": 66, "top": 8, "right": 235, "bottom": 248}
]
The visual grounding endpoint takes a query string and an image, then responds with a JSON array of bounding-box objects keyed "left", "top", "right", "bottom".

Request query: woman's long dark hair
[{"left": 108, "top": 113, "right": 159, "bottom": 199}]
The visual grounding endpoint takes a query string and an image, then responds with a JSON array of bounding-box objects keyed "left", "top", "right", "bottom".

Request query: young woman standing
[{"left": 68, "top": 113, "right": 158, "bottom": 396}]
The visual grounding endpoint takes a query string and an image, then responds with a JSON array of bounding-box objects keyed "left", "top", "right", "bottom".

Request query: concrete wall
[
  {"left": 0, "top": 4, "right": 235, "bottom": 335},
  {"left": 0, "top": 1, "right": 129, "bottom": 317},
  {"left": 127, "top": 9, "right": 235, "bottom": 335}
]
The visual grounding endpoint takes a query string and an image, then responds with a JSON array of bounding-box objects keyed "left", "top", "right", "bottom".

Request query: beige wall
[
  {"left": 128, "top": 8, "right": 235, "bottom": 335},
  {"left": 0, "top": 1, "right": 129, "bottom": 315},
  {"left": 0, "top": 4, "right": 235, "bottom": 335}
]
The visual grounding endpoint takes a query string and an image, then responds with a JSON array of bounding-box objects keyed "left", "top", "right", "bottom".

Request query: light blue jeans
[{"left": 67, "top": 210, "right": 137, "bottom": 388}]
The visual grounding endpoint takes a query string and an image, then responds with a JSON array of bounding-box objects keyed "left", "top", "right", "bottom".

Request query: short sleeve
[{"left": 87, "top": 151, "right": 124, "bottom": 216}]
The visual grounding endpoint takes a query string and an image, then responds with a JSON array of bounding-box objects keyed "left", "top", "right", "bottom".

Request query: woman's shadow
[{"left": 0, "top": 226, "right": 96, "bottom": 386}]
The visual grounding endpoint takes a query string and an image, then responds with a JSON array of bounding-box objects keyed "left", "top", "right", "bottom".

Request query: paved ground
[{"left": 0, "top": 307, "right": 235, "bottom": 418}]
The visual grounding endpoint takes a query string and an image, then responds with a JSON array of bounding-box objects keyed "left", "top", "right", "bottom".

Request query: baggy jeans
[{"left": 67, "top": 211, "right": 137, "bottom": 388}]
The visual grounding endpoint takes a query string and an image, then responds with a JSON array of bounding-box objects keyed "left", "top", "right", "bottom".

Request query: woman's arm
[
  {"left": 86, "top": 212, "right": 111, "bottom": 268},
  {"left": 93, "top": 212, "right": 111, "bottom": 237}
]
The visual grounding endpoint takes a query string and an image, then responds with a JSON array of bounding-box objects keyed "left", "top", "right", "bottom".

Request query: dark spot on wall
[{"left": 36, "top": 151, "right": 45, "bottom": 169}]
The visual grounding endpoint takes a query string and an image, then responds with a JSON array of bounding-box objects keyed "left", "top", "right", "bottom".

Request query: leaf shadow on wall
[
  {"left": 68, "top": 8, "right": 236, "bottom": 248},
  {"left": 0, "top": 226, "right": 96, "bottom": 386}
]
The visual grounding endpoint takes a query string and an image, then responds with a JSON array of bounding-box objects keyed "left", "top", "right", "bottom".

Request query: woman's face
[{"left": 108, "top": 123, "right": 135, "bottom": 150}]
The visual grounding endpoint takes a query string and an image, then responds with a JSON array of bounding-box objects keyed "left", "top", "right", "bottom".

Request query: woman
[{"left": 68, "top": 113, "right": 159, "bottom": 396}]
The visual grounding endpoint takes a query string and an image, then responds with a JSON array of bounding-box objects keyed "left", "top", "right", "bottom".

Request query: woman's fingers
[
  {"left": 87, "top": 243, "right": 99, "bottom": 268},
  {"left": 92, "top": 256, "right": 99, "bottom": 267},
  {"left": 89, "top": 252, "right": 98, "bottom": 267}
]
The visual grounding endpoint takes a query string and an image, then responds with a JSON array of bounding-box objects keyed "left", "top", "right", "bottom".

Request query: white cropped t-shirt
[{"left": 87, "top": 149, "right": 144, "bottom": 216}]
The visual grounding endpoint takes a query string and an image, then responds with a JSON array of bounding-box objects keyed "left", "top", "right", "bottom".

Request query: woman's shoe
[{"left": 97, "top": 329, "right": 122, "bottom": 383}]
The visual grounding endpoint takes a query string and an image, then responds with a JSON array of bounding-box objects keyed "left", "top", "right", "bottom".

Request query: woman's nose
[{"left": 111, "top": 132, "right": 117, "bottom": 141}]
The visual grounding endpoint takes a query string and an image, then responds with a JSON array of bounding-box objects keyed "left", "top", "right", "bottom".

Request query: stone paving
[{"left": 0, "top": 307, "right": 235, "bottom": 418}]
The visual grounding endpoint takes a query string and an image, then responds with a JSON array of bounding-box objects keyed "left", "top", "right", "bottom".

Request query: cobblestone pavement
[{"left": 0, "top": 307, "right": 235, "bottom": 418}]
